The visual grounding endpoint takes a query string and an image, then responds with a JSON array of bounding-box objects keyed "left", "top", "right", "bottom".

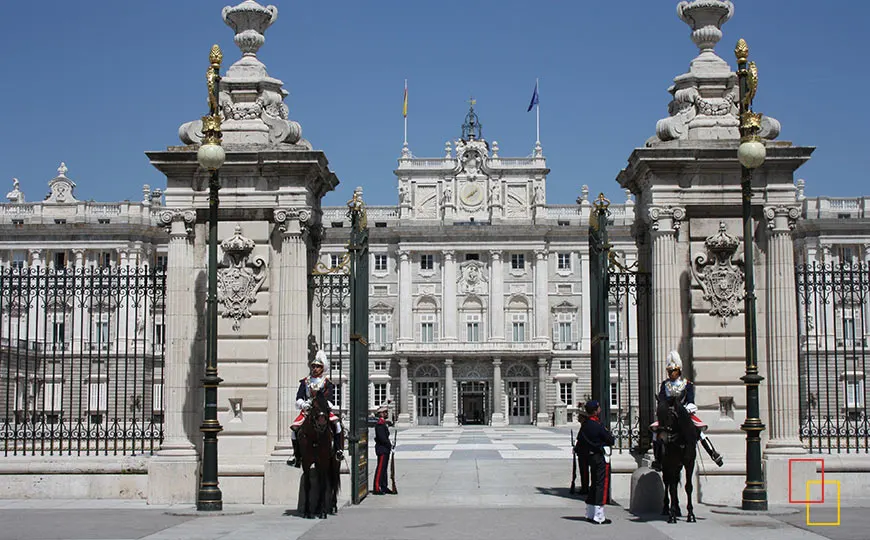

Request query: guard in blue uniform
[
  {"left": 577, "top": 400, "right": 614, "bottom": 525},
  {"left": 372, "top": 404, "right": 394, "bottom": 495}
]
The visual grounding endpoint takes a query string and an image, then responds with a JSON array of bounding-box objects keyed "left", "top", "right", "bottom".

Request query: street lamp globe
[
  {"left": 197, "top": 141, "right": 225, "bottom": 171},
  {"left": 738, "top": 138, "right": 766, "bottom": 169}
]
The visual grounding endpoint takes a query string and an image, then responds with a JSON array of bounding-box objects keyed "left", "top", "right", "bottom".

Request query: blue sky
[{"left": 0, "top": 1, "right": 867, "bottom": 209}]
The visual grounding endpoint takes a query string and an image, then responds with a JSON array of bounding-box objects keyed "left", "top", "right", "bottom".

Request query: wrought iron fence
[
  {"left": 309, "top": 264, "right": 350, "bottom": 416},
  {"left": 796, "top": 262, "right": 870, "bottom": 453},
  {"left": 607, "top": 265, "right": 653, "bottom": 453},
  {"left": 0, "top": 266, "right": 165, "bottom": 456}
]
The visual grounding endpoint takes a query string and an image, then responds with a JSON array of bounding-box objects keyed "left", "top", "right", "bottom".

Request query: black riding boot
[
  {"left": 651, "top": 438, "right": 663, "bottom": 471},
  {"left": 701, "top": 436, "right": 724, "bottom": 467},
  {"left": 333, "top": 431, "right": 344, "bottom": 461},
  {"left": 287, "top": 438, "right": 301, "bottom": 468}
]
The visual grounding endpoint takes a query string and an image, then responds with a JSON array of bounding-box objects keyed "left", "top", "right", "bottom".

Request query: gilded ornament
[{"left": 734, "top": 38, "right": 749, "bottom": 64}]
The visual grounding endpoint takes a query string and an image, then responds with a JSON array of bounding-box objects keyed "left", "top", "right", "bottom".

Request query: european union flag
[{"left": 527, "top": 82, "right": 539, "bottom": 112}]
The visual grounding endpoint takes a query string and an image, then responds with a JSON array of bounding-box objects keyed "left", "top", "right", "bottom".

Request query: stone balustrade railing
[{"left": 0, "top": 200, "right": 157, "bottom": 225}]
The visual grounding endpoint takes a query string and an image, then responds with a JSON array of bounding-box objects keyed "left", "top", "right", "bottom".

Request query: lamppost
[
  {"left": 196, "top": 44, "right": 226, "bottom": 512},
  {"left": 735, "top": 38, "right": 768, "bottom": 512}
]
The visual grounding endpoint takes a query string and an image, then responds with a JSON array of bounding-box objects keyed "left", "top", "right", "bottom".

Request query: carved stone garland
[
  {"left": 691, "top": 221, "right": 744, "bottom": 326},
  {"left": 217, "top": 225, "right": 267, "bottom": 330}
]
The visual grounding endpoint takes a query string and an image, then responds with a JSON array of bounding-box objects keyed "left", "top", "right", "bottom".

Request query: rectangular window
[
  {"left": 43, "top": 381, "right": 63, "bottom": 412},
  {"left": 374, "top": 322, "right": 387, "bottom": 344},
  {"left": 155, "top": 323, "right": 166, "bottom": 347},
  {"left": 610, "top": 382, "right": 619, "bottom": 409},
  {"left": 559, "top": 360, "right": 572, "bottom": 370},
  {"left": 330, "top": 254, "right": 341, "bottom": 268},
  {"left": 558, "top": 321, "right": 572, "bottom": 343},
  {"left": 839, "top": 246, "right": 856, "bottom": 263},
  {"left": 608, "top": 312, "right": 620, "bottom": 351},
  {"left": 845, "top": 377, "right": 865, "bottom": 409},
  {"left": 11, "top": 251, "right": 26, "bottom": 270},
  {"left": 54, "top": 251, "right": 66, "bottom": 268},
  {"left": 558, "top": 220, "right": 570, "bottom": 227},
  {"left": 89, "top": 380, "right": 108, "bottom": 412},
  {"left": 373, "top": 383, "right": 388, "bottom": 407},
  {"left": 560, "top": 383, "right": 573, "bottom": 405},
  {"left": 512, "top": 321, "right": 526, "bottom": 342},
  {"left": 465, "top": 253, "right": 479, "bottom": 261},
  {"left": 420, "top": 314, "right": 435, "bottom": 343},
  {"left": 420, "top": 254, "right": 434, "bottom": 271},
  {"left": 155, "top": 255, "right": 168, "bottom": 271},
  {"left": 511, "top": 253, "right": 525, "bottom": 270},
  {"left": 374, "top": 360, "right": 387, "bottom": 371},
  {"left": 52, "top": 321, "right": 65, "bottom": 344},
  {"left": 99, "top": 251, "right": 113, "bottom": 267},
  {"left": 466, "top": 321, "right": 480, "bottom": 342},
  {"left": 96, "top": 320, "right": 110, "bottom": 344},
  {"left": 152, "top": 381, "right": 164, "bottom": 413},
  {"left": 54, "top": 219, "right": 66, "bottom": 225},
  {"left": 557, "top": 253, "right": 571, "bottom": 270},
  {"left": 844, "top": 317, "right": 856, "bottom": 342},
  {"left": 98, "top": 218, "right": 111, "bottom": 224},
  {"left": 374, "top": 254, "right": 388, "bottom": 272},
  {"left": 330, "top": 322, "right": 342, "bottom": 351},
  {"left": 334, "top": 383, "right": 343, "bottom": 411},
  {"left": 11, "top": 219, "right": 23, "bottom": 226}
]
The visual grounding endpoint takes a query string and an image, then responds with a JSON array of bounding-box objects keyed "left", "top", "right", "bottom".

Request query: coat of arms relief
[
  {"left": 457, "top": 260, "right": 488, "bottom": 295},
  {"left": 217, "top": 225, "right": 267, "bottom": 330},
  {"left": 691, "top": 222, "right": 744, "bottom": 326}
]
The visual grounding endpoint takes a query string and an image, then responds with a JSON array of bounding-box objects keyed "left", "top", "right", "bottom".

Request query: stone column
[
  {"left": 649, "top": 206, "right": 685, "bottom": 376},
  {"left": 580, "top": 251, "right": 591, "bottom": 351},
  {"left": 148, "top": 210, "right": 198, "bottom": 504},
  {"left": 536, "top": 357, "right": 550, "bottom": 425},
  {"left": 534, "top": 249, "right": 549, "bottom": 340},
  {"left": 490, "top": 250, "right": 505, "bottom": 340},
  {"left": 764, "top": 206, "right": 805, "bottom": 453},
  {"left": 397, "top": 249, "right": 412, "bottom": 341},
  {"left": 491, "top": 358, "right": 506, "bottom": 426},
  {"left": 72, "top": 249, "right": 84, "bottom": 268},
  {"left": 29, "top": 248, "right": 42, "bottom": 268},
  {"left": 443, "top": 358, "right": 457, "bottom": 426},
  {"left": 273, "top": 208, "right": 310, "bottom": 454},
  {"left": 443, "top": 250, "right": 457, "bottom": 341},
  {"left": 397, "top": 358, "right": 410, "bottom": 427}
]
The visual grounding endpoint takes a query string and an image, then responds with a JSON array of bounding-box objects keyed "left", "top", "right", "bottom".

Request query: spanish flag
[{"left": 403, "top": 80, "right": 408, "bottom": 118}]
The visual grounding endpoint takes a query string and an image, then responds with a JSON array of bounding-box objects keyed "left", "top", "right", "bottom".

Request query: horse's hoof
[
  {"left": 687, "top": 514, "right": 696, "bottom": 523},
  {"left": 319, "top": 513, "right": 328, "bottom": 519},
  {"left": 303, "top": 513, "right": 313, "bottom": 519},
  {"left": 667, "top": 515, "right": 678, "bottom": 524}
]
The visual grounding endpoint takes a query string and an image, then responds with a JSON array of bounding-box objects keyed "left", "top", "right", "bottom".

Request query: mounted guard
[
  {"left": 287, "top": 350, "right": 344, "bottom": 467},
  {"left": 650, "top": 351, "right": 723, "bottom": 471}
]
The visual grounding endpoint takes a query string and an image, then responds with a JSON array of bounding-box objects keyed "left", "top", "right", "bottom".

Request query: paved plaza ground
[{"left": 0, "top": 426, "right": 864, "bottom": 540}]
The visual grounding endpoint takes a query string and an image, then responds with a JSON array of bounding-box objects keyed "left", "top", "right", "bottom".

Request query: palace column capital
[
  {"left": 157, "top": 209, "right": 196, "bottom": 237},
  {"left": 763, "top": 205, "right": 801, "bottom": 233},
  {"left": 647, "top": 205, "right": 686, "bottom": 233}
]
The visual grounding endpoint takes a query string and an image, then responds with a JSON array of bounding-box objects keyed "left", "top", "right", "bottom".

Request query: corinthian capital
[
  {"left": 763, "top": 205, "right": 801, "bottom": 232},
  {"left": 647, "top": 206, "right": 686, "bottom": 232}
]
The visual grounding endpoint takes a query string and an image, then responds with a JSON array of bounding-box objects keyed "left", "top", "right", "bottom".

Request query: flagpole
[
  {"left": 403, "top": 79, "right": 408, "bottom": 145},
  {"left": 535, "top": 77, "right": 540, "bottom": 144}
]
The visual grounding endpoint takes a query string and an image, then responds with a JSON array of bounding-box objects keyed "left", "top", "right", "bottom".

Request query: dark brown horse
[
  {"left": 657, "top": 398, "right": 698, "bottom": 524},
  {"left": 298, "top": 390, "right": 341, "bottom": 519}
]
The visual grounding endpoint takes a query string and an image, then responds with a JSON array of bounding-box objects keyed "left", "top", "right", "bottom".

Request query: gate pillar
[{"left": 146, "top": 1, "right": 338, "bottom": 505}]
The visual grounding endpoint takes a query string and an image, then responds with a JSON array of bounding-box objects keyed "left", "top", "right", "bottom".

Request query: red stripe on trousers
[
  {"left": 374, "top": 455, "right": 386, "bottom": 492},
  {"left": 602, "top": 463, "right": 610, "bottom": 505}
]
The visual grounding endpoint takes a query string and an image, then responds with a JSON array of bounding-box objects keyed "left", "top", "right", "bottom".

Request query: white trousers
[{"left": 585, "top": 503, "right": 605, "bottom": 523}]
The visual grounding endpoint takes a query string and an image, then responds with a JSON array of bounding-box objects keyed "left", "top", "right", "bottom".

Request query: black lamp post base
[
  {"left": 196, "top": 499, "right": 223, "bottom": 512},
  {"left": 741, "top": 489, "right": 768, "bottom": 511}
]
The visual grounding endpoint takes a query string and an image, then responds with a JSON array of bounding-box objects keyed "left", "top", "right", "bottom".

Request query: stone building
[{"left": 317, "top": 105, "right": 641, "bottom": 432}]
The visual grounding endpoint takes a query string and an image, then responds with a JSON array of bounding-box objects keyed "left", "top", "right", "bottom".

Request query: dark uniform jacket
[
  {"left": 295, "top": 377, "right": 336, "bottom": 403},
  {"left": 374, "top": 417, "right": 392, "bottom": 456},
  {"left": 578, "top": 415, "right": 615, "bottom": 455}
]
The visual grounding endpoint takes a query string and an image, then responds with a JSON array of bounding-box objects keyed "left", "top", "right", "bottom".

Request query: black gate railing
[
  {"left": 0, "top": 266, "right": 165, "bottom": 456},
  {"left": 797, "top": 261, "right": 870, "bottom": 453},
  {"left": 309, "top": 263, "right": 350, "bottom": 416}
]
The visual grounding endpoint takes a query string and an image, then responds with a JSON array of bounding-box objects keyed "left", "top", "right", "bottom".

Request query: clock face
[{"left": 460, "top": 183, "right": 484, "bottom": 206}]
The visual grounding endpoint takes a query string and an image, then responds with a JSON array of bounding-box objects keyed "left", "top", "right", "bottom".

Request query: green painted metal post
[
  {"left": 347, "top": 188, "right": 370, "bottom": 504},
  {"left": 588, "top": 194, "right": 612, "bottom": 426}
]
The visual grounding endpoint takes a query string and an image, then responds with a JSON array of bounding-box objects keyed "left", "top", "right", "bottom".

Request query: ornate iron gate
[
  {"left": 797, "top": 261, "right": 870, "bottom": 453},
  {"left": 309, "top": 189, "right": 370, "bottom": 503},
  {"left": 0, "top": 266, "right": 165, "bottom": 456},
  {"left": 588, "top": 194, "right": 653, "bottom": 453}
]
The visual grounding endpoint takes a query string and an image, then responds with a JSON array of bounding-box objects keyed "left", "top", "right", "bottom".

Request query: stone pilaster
[
  {"left": 580, "top": 251, "right": 591, "bottom": 352},
  {"left": 491, "top": 358, "right": 506, "bottom": 426},
  {"left": 72, "top": 249, "right": 84, "bottom": 268},
  {"left": 442, "top": 358, "right": 457, "bottom": 426},
  {"left": 534, "top": 249, "right": 549, "bottom": 340},
  {"left": 397, "top": 249, "right": 412, "bottom": 341},
  {"left": 148, "top": 209, "right": 198, "bottom": 504},
  {"left": 490, "top": 250, "right": 505, "bottom": 340},
  {"left": 536, "top": 357, "right": 550, "bottom": 425},
  {"left": 649, "top": 206, "right": 685, "bottom": 377},
  {"left": 443, "top": 250, "right": 457, "bottom": 340},
  {"left": 763, "top": 205, "right": 805, "bottom": 453},
  {"left": 397, "top": 358, "right": 410, "bottom": 427},
  {"left": 273, "top": 207, "right": 312, "bottom": 454},
  {"left": 28, "top": 248, "right": 42, "bottom": 268}
]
